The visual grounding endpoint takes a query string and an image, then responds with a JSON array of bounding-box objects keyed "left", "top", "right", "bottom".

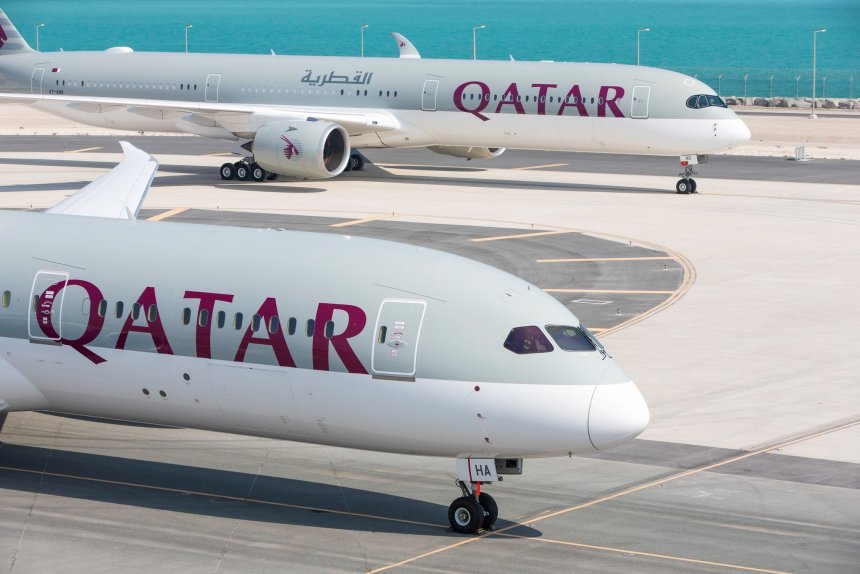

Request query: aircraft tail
[{"left": 0, "top": 8, "right": 35, "bottom": 54}]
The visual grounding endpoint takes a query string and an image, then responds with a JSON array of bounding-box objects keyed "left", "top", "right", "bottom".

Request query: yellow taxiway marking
[
  {"left": 329, "top": 215, "right": 391, "bottom": 228},
  {"left": 65, "top": 146, "right": 103, "bottom": 153},
  {"left": 0, "top": 464, "right": 444, "bottom": 531},
  {"left": 471, "top": 230, "right": 573, "bottom": 242},
  {"left": 537, "top": 256, "right": 675, "bottom": 263},
  {"left": 495, "top": 533, "right": 792, "bottom": 574},
  {"left": 585, "top": 327, "right": 608, "bottom": 332},
  {"left": 544, "top": 288, "right": 675, "bottom": 295},
  {"left": 209, "top": 152, "right": 235, "bottom": 156},
  {"left": 514, "top": 162, "right": 569, "bottom": 170},
  {"left": 147, "top": 207, "right": 189, "bottom": 222},
  {"left": 368, "top": 418, "right": 860, "bottom": 574}
]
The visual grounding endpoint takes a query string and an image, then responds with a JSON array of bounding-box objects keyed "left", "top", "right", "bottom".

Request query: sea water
[{"left": 4, "top": 0, "right": 859, "bottom": 97}]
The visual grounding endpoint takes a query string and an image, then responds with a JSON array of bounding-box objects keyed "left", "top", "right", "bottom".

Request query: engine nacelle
[
  {"left": 253, "top": 120, "right": 350, "bottom": 179},
  {"left": 427, "top": 146, "right": 506, "bottom": 160}
]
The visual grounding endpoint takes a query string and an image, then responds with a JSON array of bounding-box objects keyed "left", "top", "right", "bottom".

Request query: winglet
[
  {"left": 391, "top": 32, "right": 420, "bottom": 59},
  {"left": 46, "top": 141, "right": 158, "bottom": 219},
  {"left": 0, "top": 8, "right": 34, "bottom": 54}
]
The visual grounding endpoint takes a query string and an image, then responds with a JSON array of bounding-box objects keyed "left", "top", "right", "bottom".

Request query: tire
[
  {"left": 675, "top": 179, "right": 691, "bottom": 194},
  {"left": 235, "top": 162, "right": 250, "bottom": 181},
  {"left": 251, "top": 163, "right": 265, "bottom": 182},
  {"left": 448, "top": 496, "right": 484, "bottom": 534},
  {"left": 478, "top": 493, "right": 498, "bottom": 529},
  {"left": 349, "top": 153, "right": 364, "bottom": 172},
  {"left": 266, "top": 172, "right": 278, "bottom": 181},
  {"left": 219, "top": 163, "right": 235, "bottom": 180},
  {"left": 689, "top": 178, "right": 698, "bottom": 193}
]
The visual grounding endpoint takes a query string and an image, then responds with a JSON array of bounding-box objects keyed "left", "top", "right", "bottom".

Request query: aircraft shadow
[{"left": 0, "top": 443, "right": 541, "bottom": 538}]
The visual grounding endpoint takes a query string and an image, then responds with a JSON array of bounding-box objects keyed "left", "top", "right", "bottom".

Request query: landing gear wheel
[
  {"left": 348, "top": 152, "right": 364, "bottom": 172},
  {"left": 266, "top": 172, "right": 278, "bottom": 181},
  {"left": 676, "top": 178, "right": 692, "bottom": 194},
  {"left": 250, "top": 163, "right": 266, "bottom": 182},
  {"left": 448, "top": 496, "right": 484, "bottom": 534},
  {"left": 478, "top": 492, "right": 498, "bottom": 530},
  {"left": 689, "top": 178, "right": 697, "bottom": 193},
  {"left": 219, "top": 163, "right": 235, "bottom": 180},
  {"left": 234, "top": 162, "right": 250, "bottom": 181}
]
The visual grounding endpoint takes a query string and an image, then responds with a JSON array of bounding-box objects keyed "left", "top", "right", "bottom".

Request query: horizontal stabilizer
[{"left": 46, "top": 141, "right": 158, "bottom": 219}]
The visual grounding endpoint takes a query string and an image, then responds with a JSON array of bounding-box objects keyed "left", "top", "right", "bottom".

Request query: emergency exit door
[
  {"left": 631, "top": 86, "right": 651, "bottom": 118},
  {"left": 371, "top": 299, "right": 427, "bottom": 377},
  {"left": 205, "top": 73, "right": 221, "bottom": 102},
  {"left": 421, "top": 80, "right": 439, "bottom": 111},
  {"left": 31, "top": 67, "right": 44, "bottom": 95}
]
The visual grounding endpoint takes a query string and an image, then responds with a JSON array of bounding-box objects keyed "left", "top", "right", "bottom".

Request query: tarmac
[{"left": 0, "top": 105, "right": 859, "bottom": 573}]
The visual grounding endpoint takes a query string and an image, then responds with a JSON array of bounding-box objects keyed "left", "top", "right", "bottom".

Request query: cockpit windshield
[
  {"left": 503, "top": 326, "right": 554, "bottom": 355},
  {"left": 545, "top": 325, "right": 596, "bottom": 351},
  {"left": 686, "top": 94, "right": 728, "bottom": 109}
]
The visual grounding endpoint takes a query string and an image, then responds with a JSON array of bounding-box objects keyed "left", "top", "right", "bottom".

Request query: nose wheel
[
  {"left": 448, "top": 480, "right": 499, "bottom": 534},
  {"left": 676, "top": 177, "right": 697, "bottom": 194},
  {"left": 676, "top": 154, "right": 702, "bottom": 194}
]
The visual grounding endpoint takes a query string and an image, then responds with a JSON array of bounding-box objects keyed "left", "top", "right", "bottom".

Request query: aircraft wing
[
  {"left": 0, "top": 92, "right": 400, "bottom": 136},
  {"left": 46, "top": 141, "right": 157, "bottom": 219}
]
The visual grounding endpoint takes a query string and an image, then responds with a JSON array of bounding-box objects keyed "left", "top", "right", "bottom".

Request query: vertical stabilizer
[{"left": 0, "top": 8, "right": 34, "bottom": 54}]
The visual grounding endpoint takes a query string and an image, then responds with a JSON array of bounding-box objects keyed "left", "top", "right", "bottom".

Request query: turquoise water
[{"left": 4, "top": 0, "right": 859, "bottom": 97}]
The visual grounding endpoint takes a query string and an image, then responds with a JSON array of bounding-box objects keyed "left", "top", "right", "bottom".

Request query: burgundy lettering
[
  {"left": 184, "top": 291, "right": 234, "bottom": 359},
  {"left": 598, "top": 85, "right": 625, "bottom": 118},
  {"left": 37, "top": 279, "right": 106, "bottom": 364},
  {"left": 312, "top": 303, "right": 367, "bottom": 374},
  {"left": 453, "top": 81, "right": 491, "bottom": 121},
  {"left": 531, "top": 83, "right": 557, "bottom": 115},
  {"left": 557, "top": 85, "right": 588, "bottom": 117},
  {"left": 116, "top": 286, "right": 174, "bottom": 355},
  {"left": 495, "top": 82, "right": 525, "bottom": 115},
  {"left": 234, "top": 297, "right": 296, "bottom": 367}
]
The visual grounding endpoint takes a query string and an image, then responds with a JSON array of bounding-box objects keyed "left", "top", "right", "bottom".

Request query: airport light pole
[
  {"left": 472, "top": 25, "right": 485, "bottom": 60},
  {"left": 184, "top": 24, "right": 192, "bottom": 53},
  {"left": 717, "top": 73, "right": 723, "bottom": 96},
  {"left": 822, "top": 75, "right": 827, "bottom": 97},
  {"left": 360, "top": 24, "right": 368, "bottom": 58},
  {"left": 637, "top": 28, "right": 650, "bottom": 66},
  {"left": 35, "top": 23, "right": 44, "bottom": 51},
  {"left": 769, "top": 75, "right": 774, "bottom": 98},
  {"left": 811, "top": 28, "right": 826, "bottom": 119},
  {"left": 743, "top": 74, "right": 749, "bottom": 100},
  {"left": 795, "top": 74, "right": 801, "bottom": 98},
  {"left": 851, "top": 75, "right": 854, "bottom": 98}
]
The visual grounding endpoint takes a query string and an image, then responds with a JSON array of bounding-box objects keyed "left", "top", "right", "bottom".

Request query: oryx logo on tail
[
  {"left": 280, "top": 135, "right": 301, "bottom": 160},
  {"left": 0, "top": 23, "right": 7, "bottom": 48}
]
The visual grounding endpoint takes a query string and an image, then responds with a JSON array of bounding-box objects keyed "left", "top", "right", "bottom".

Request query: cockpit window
[
  {"left": 503, "top": 326, "right": 554, "bottom": 355},
  {"left": 545, "top": 325, "right": 596, "bottom": 351},
  {"left": 686, "top": 94, "right": 727, "bottom": 109}
]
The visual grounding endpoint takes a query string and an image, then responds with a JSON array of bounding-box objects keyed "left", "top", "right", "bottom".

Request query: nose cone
[
  {"left": 728, "top": 117, "right": 752, "bottom": 148},
  {"left": 588, "top": 381, "right": 650, "bottom": 450}
]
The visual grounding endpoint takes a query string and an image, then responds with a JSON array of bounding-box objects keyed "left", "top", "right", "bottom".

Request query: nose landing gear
[
  {"left": 449, "top": 480, "right": 498, "bottom": 534},
  {"left": 676, "top": 154, "right": 704, "bottom": 194}
]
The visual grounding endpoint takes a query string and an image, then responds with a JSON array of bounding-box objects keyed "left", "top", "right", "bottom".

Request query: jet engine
[
  {"left": 253, "top": 120, "right": 350, "bottom": 179},
  {"left": 427, "top": 146, "right": 506, "bottom": 160}
]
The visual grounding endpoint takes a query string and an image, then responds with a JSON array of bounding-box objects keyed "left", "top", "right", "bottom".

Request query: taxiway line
[
  {"left": 330, "top": 215, "right": 392, "bottom": 228},
  {"left": 0, "top": 464, "right": 446, "bottom": 531},
  {"left": 147, "top": 207, "right": 189, "bottom": 221},
  {"left": 537, "top": 256, "right": 675, "bottom": 263},
  {"left": 544, "top": 289, "right": 675, "bottom": 294},
  {"left": 494, "top": 533, "right": 793, "bottom": 574},
  {"left": 65, "top": 146, "right": 102, "bottom": 153},
  {"left": 514, "top": 163, "right": 569, "bottom": 170},
  {"left": 471, "top": 230, "right": 572, "bottom": 242},
  {"left": 367, "top": 417, "right": 860, "bottom": 573}
]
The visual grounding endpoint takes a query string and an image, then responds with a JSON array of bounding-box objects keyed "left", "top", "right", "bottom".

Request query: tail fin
[{"left": 0, "top": 8, "right": 34, "bottom": 54}]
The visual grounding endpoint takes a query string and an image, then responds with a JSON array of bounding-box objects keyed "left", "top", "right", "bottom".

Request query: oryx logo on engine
[{"left": 281, "top": 135, "right": 301, "bottom": 160}]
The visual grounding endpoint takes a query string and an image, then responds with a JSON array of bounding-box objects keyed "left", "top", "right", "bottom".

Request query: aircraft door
[
  {"left": 28, "top": 271, "right": 69, "bottom": 341},
  {"left": 371, "top": 299, "right": 427, "bottom": 377},
  {"left": 631, "top": 86, "right": 651, "bottom": 119},
  {"left": 421, "top": 80, "right": 439, "bottom": 111},
  {"left": 205, "top": 73, "right": 221, "bottom": 102},
  {"left": 30, "top": 67, "right": 45, "bottom": 95}
]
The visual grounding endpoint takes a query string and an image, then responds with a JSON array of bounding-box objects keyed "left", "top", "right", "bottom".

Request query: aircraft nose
[
  {"left": 588, "top": 381, "right": 650, "bottom": 450},
  {"left": 728, "top": 118, "right": 752, "bottom": 147}
]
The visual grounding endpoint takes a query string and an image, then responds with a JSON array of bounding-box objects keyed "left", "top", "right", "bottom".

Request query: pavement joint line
[
  {"left": 514, "top": 163, "right": 569, "bottom": 170},
  {"left": 494, "top": 533, "right": 793, "bottom": 574},
  {"left": 65, "top": 146, "right": 102, "bottom": 153},
  {"left": 0, "top": 464, "right": 446, "bottom": 531},
  {"left": 367, "top": 418, "right": 860, "bottom": 573},
  {"left": 329, "top": 214, "right": 392, "bottom": 228},
  {"left": 537, "top": 256, "right": 675, "bottom": 263},
  {"left": 544, "top": 289, "right": 676, "bottom": 295},
  {"left": 147, "top": 207, "right": 189, "bottom": 221},
  {"left": 471, "top": 230, "right": 572, "bottom": 242}
]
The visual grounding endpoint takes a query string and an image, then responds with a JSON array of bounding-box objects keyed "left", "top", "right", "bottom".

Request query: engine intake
[{"left": 253, "top": 120, "right": 350, "bottom": 179}]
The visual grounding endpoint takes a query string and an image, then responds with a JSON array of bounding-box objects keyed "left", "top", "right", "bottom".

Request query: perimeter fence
[{"left": 672, "top": 67, "right": 857, "bottom": 99}]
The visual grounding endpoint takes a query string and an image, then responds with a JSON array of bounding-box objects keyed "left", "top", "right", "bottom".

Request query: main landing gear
[
  {"left": 676, "top": 154, "right": 705, "bottom": 194},
  {"left": 219, "top": 159, "right": 278, "bottom": 182},
  {"left": 449, "top": 479, "right": 498, "bottom": 534}
]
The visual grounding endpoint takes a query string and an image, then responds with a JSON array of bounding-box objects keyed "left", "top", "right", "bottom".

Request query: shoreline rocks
[{"left": 724, "top": 96, "right": 859, "bottom": 109}]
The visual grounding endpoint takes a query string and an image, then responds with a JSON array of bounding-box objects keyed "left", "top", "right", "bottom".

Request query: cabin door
[
  {"left": 631, "top": 86, "right": 651, "bottom": 119},
  {"left": 421, "top": 80, "right": 439, "bottom": 111},
  {"left": 28, "top": 271, "right": 69, "bottom": 341},
  {"left": 30, "top": 67, "right": 44, "bottom": 95},
  {"left": 371, "top": 299, "right": 427, "bottom": 377},
  {"left": 205, "top": 73, "right": 221, "bottom": 102}
]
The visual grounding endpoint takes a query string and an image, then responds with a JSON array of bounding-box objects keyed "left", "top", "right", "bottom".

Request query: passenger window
[
  {"left": 306, "top": 319, "right": 315, "bottom": 337},
  {"left": 288, "top": 317, "right": 297, "bottom": 335},
  {"left": 132, "top": 302, "right": 141, "bottom": 320},
  {"left": 198, "top": 308, "right": 209, "bottom": 327},
  {"left": 115, "top": 301, "right": 124, "bottom": 318},
  {"left": 252, "top": 314, "right": 262, "bottom": 332},
  {"left": 217, "top": 310, "right": 226, "bottom": 329},
  {"left": 98, "top": 299, "right": 107, "bottom": 317},
  {"left": 147, "top": 304, "right": 157, "bottom": 322},
  {"left": 234, "top": 312, "right": 243, "bottom": 330},
  {"left": 269, "top": 315, "right": 279, "bottom": 334},
  {"left": 1, "top": 290, "right": 10, "bottom": 308},
  {"left": 503, "top": 326, "right": 554, "bottom": 355},
  {"left": 324, "top": 320, "right": 335, "bottom": 339},
  {"left": 545, "top": 325, "right": 596, "bottom": 352},
  {"left": 181, "top": 307, "right": 191, "bottom": 325}
]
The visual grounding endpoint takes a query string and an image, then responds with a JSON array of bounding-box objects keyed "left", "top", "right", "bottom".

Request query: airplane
[
  {"left": 0, "top": 7, "right": 749, "bottom": 193},
  {"left": 0, "top": 142, "right": 650, "bottom": 534}
]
